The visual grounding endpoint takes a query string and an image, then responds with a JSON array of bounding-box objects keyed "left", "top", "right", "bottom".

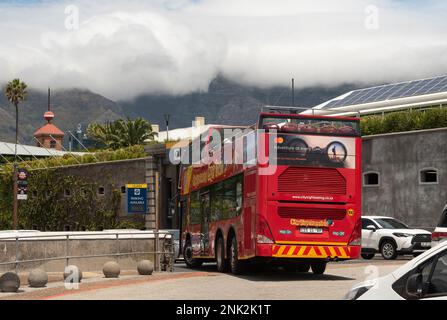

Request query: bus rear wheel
[
  {"left": 229, "top": 237, "right": 245, "bottom": 275},
  {"left": 184, "top": 241, "right": 203, "bottom": 268},
  {"left": 361, "top": 253, "right": 375, "bottom": 260},
  {"left": 297, "top": 263, "right": 311, "bottom": 273},
  {"left": 311, "top": 261, "right": 327, "bottom": 275},
  {"left": 216, "top": 237, "right": 229, "bottom": 273},
  {"left": 283, "top": 262, "right": 310, "bottom": 273}
]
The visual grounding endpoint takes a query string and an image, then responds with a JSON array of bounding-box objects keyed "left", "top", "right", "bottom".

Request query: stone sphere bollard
[
  {"left": 103, "top": 261, "right": 120, "bottom": 278},
  {"left": 0, "top": 272, "right": 21, "bottom": 293},
  {"left": 63, "top": 265, "right": 83, "bottom": 283},
  {"left": 137, "top": 260, "right": 154, "bottom": 275},
  {"left": 28, "top": 269, "right": 48, "bottom": 288}
]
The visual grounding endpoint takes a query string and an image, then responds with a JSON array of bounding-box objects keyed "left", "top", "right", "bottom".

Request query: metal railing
[{"left": 0, "top": 230, "right": 175, "bottom": 273}]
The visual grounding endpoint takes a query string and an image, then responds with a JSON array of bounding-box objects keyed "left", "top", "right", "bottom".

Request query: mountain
[
  {"left": 0, "top": 77, "right": 360, "bottom": 144},
  {"left": 120, "top": 76, "right": 360, "bottom": 130},
  {"left": 0, "top": 89, "right": 126, "bottom": 144}
]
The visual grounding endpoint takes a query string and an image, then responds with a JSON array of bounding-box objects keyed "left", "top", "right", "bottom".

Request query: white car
[
  {"left": 345, "top": 240, "right": 447, "bottom": 300},
  {"left": 433, "top": 205, "right": 447, "bottom": 246},
  {"left": 361, "top": 216, "right": 432, "bottom": 260}
]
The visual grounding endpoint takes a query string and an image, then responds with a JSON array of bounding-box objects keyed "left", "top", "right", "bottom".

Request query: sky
[{"left": 1, "top": 0, "right": 447, "bottom": 100}]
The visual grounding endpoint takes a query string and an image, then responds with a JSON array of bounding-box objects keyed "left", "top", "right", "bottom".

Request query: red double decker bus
[{"left": 178, "top": 108, "right": 362, "bottom": 275}]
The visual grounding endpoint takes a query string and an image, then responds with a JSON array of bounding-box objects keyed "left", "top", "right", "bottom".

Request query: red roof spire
[{"left": 33, "top": 88, "right": 64, "bottom": 138}]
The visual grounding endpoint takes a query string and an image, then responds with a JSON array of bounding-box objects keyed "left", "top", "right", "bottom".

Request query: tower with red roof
[{"left": 33, "top": 88, "right": 65, "bottom": 150}]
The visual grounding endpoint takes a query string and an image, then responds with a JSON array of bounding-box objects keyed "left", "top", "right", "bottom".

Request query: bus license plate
[{"left": 300, "top": 227, "right": 323, "bottom": 234}]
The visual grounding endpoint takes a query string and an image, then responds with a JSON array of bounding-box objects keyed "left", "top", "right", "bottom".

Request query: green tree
[
  {"left": 5, "top": 79, "right": 27, "bottom": 159},
  {"left": 87, "top": 118, "right": 157, "bottom": 150},
  {"left": 4, "top": 78, "right": 27, "bottom": 229}
]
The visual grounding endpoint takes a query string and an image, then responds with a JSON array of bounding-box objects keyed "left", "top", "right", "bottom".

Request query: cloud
[{"left": 1, "top": 0, "right": 447, "bottom": 100}]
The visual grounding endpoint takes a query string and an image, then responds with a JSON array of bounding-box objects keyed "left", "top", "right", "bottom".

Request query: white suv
[{"left": 361, "top": 216, "right": 432, "bottom": 260}]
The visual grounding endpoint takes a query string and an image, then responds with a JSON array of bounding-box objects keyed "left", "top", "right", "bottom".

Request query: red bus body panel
[{"left": 180, "top": 117, "right": 362, "bottom": 263}]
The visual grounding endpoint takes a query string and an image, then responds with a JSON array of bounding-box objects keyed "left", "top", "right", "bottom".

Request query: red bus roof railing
[{"left": 261, "top": 106, "right": 361, "bottom": 121}]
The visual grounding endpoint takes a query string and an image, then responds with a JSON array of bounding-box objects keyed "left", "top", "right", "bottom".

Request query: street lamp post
[
  {"left": 164, "top": 114, "right": 170, "bottom": 142},
  {"left": 12, "top": 103, "right": 18, "bottom": 230}
]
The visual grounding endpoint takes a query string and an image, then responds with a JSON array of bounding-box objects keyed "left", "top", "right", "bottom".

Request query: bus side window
[
  {"left": 236, "top": 176, "right": 243, "bottom": 211},
  {"left": 211, "top": 182, "right": 224, "bottom": 221},
  {"left": 223, "top": 179, "right": 235, "bottom": 219},
  {"left": 222, "top": 175, "right": 244, "bottom": 219},
  {"left": 190, "top": 191, "right": 201, "bottom": 224},
  {"left": 181, "top": 199, "right": 188, "bottom": 228}
]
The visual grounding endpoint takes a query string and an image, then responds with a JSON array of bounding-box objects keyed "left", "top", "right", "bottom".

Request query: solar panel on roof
[
  {"left": 321, "top": 75, "right": 447, "bottom": 109},
  {"left": 413, "top": 77, "right": 442, "bottom": 95}
]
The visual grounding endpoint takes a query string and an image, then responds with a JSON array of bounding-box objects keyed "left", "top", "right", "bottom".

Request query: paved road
[{"left": 46, "top": 258, "right": 408, "bottom": 300}]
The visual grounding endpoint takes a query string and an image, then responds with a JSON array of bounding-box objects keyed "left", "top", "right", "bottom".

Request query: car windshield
[{"left": 375, "top": 218, "right": 409, "bottom": 229}]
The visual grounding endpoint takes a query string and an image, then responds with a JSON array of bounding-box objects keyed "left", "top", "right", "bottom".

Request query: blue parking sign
[{"left": 126, "top": 184, "right": 148, "bottom": 214}]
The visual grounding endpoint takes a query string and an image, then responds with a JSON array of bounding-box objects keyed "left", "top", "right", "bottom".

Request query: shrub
[{"left": 361, "top": 107, "right": 447, "bottom": 136}]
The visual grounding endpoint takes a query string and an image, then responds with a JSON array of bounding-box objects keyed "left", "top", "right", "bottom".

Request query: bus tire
[
  {"left": 361, "top": 253, "right": 375, "bottom": 260},
  {"left": 283, "top": 262, "right": 309, "bottom": 273},
  {"left": 229, "top": 236, "right": 245, "bottom": 275},
  {"left": 297, "top": 263, "right": 311, "bottom": 273},
  {"left": 184, "top": 240, "right": 203, "bottom": 268},
  {"left": 216, "top": 237, "right": 229, "bottom": 273},
  {"left": 311, "top": 261, "right": 327, "bottom": 275}
]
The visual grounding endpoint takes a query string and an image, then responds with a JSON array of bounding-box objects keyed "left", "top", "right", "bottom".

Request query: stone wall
[
  {"left": 0, "top": 232, "right": 171, "bottom": 273},
  {"left": 52, "top": 158, "right": 147, "bottom": 227},
  {"left": 362, "top": 128, "right": 447, "bottom": 229}
]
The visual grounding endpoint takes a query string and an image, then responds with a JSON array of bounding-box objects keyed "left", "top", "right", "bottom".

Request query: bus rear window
[{"left": 261, "top": 116, "right": 360, "bottom": 137}]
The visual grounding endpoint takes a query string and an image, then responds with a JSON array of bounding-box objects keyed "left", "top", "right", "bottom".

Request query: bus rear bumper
[{"left": 256, "top": 243, "right": 361, "bottom": 261}]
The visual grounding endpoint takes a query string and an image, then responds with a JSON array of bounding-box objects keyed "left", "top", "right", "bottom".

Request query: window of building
[
  {"left": 64, "top": 225, "right": 71, "bottom": 231},
  {"left": 64, "top": 189, "right": 71, "bottom": 197},
  {"left": 363, "top": 172, "right": 380, "bottom": 187},
  {"left": 32, "top": 190, "right": 38, "bottom": 198},
  {"left": 50, "top": 140, "right": 56, "bottom": 149},
  {"left": 121, "top": 186, "right": 126, "bottom": 194},
  {"left": 420, "top": 168, "right": 438, "bottom": 185},
  {"left": 98, "top": 187, "right": 105, "bottom": 195}
]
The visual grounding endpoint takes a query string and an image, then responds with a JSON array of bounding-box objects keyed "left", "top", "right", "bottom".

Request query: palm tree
[
  {"left": 4, "top": 79, "right": 27, "bottom": 230},
  {"left": 119, "top": 117, "right": 158, "bottom": 147},
  {"left": 87, "top": 118, "right": 157, "bottom": 150}
]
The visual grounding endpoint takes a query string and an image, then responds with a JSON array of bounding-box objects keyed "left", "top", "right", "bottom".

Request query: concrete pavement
[{"left": 0, "top": 257, "right": 409, "bottom": 300}]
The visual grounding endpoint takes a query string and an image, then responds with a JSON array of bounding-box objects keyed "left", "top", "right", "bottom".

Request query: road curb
[{"left": 1, "top": 272, "right": 215, "bottom": 300}]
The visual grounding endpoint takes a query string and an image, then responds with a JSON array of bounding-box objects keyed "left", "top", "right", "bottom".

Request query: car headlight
[
  {"left": 393, "top": 233, "right": 412, "bottom": 237},
  {"left": 344, "top": 285, "right": 373, "bottom": 300}
]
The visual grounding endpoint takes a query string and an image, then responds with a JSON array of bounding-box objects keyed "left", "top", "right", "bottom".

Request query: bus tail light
[
  {"left": 257, "top": 215, "right": 274, "bottom": 244},
  {"left": 348, "top": 219, "right": 362, "bottom": 246}
]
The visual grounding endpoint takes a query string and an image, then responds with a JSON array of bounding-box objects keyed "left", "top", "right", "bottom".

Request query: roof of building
[
  {"left": 33, "top": 123, "right": 65, "bottom": 137},
  {"left": 0, "top": 141, "right": 85, "bottom": 157},
  {"left": 312, "top": 75, "right": 447, "bottom": 116},
  {"left": 155, "top": 124, "right": 249, "bottom": 143}
]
